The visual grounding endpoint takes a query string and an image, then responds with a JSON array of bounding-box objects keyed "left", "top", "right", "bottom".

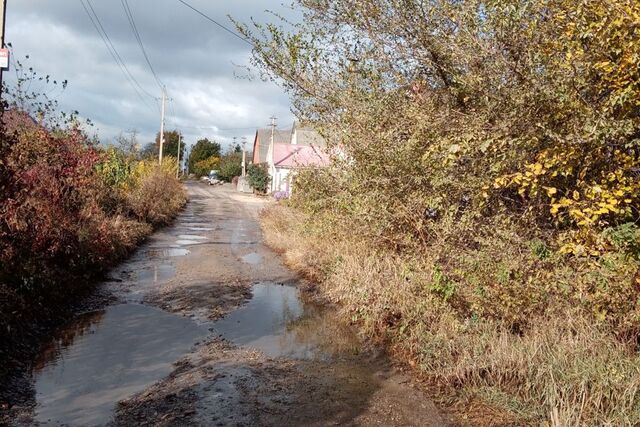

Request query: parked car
[{"left": 208, "top": 170, "right": 223, "bottom": 186}]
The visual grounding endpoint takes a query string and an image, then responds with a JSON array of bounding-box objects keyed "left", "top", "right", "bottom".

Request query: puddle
[
  {"left": 32, "top": 304, "right": 207, "bottom": 426},
  {"left": 175, "top": 240, "right": 201, "bottom": 246},
  {"left": 184, "top": 227, "right": 214, "bottom": 232},
  {"left": 177, "top": 235, "right": 207, "bottom": 240},
  {"left": 126, "top": 264, "right": 176, "bottom": 302},
  {"left": 241, "top": 252, "right": 262, "bottom": 265},
  {"left": 214, "top": 283, "right": 359, "bottom": 360},
  {"left": 147, "top": 248, "right": 190, "bottom": 258}
]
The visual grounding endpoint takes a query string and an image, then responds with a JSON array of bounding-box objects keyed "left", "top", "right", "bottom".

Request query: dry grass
[
  {"left": 127, "top": 168, "right": 187, "bottom": 227},
  {"left": 260, "top": 205, "right": 640, "bottom": 426}
]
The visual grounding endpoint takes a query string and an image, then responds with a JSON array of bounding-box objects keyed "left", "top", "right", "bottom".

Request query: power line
[
  {"left": 167, "top": 124, "right": 262, "bottom": 131},
  {"left": 176, "top": 0, "right": 254, "bottom": 47},
  {"left": 175, "top": 0, "right": 317, "bottom": 99},
  {"left": 79, "top": 0, "right": 154, "bottom": 112},
  {"left": 120, "top": 0, "right": 164, "bottom": 90},
  {"left": 81, "top": 0, "right": 157, "bottom": 102}
]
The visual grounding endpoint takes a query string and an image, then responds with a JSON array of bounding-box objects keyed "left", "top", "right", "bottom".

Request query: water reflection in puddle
[
  {"left": 214, "top": 283, "right": 359, "bottom": 360},
  {"left": 33, "top": 304, "right": 206, "bottom": 426},
  {"left": 177, "top": 235, "right": 207, "bottom": 240},
  {"left": 175, "top": 240, "right": 200, "bottom": 246},
  {"left": 127, "top": 264, "right": 176, "bottom": 302},
  {"left": 147, "top": 248, "right": 190, "bottom": 258},
  {"left": 241, "top": 252, "right": 262, "bottom": 265}
]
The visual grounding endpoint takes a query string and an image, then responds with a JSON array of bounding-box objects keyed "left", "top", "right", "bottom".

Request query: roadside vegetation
[
  {"left": 0, "top": 63, "right": 186, "bottom": 376},
  {"left": 244, "top": 1, "right": 640, "bottom": 424},
  {"left": 189, "top": 137, "right": 221, "bottom": 177},
  {"left": 247, "top": 163, "right": 270, "bottom": 194}
]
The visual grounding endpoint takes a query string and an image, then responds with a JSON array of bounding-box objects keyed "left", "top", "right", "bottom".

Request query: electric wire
[
  {"left": 80, "top": 0, "right": 155, "bottom": 113},
  {"left": 120, "top": 0, "right": 164, "bottom": 90},
  {"left": 175, "top": 0, "right": 254, "bottom": 46},
  {"left": 83, "top": 0, "right": 157, "bottom": 101}
]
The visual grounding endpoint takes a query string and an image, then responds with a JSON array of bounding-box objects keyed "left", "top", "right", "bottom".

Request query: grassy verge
[{"left": 260, "top": 205, "right": 640, "bottom": 426}]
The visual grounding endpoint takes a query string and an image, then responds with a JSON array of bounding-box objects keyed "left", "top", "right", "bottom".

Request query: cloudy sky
[{"left": 5, "top": 0, "right": 297, "bottom": 151}]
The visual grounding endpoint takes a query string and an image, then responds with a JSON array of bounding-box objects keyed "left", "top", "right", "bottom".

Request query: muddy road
[{"left": 6, "top": 182, "right": 450, "bottom": 426}]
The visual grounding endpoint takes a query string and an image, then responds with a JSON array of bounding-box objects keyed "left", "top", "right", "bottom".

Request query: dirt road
[{"left": 11, "top": 182, "right": 451, "bottom": 426}]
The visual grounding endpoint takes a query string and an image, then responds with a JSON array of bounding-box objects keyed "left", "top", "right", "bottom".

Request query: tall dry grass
[{"left": 260, "top": 205, "right": 640, "bottom": 426}]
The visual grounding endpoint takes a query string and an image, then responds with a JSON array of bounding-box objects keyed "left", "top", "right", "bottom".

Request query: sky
[{"left": 5, "top": 0, "right": 297, "bottom": 151}]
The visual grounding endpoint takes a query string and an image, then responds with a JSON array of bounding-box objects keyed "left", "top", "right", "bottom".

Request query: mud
[{"left": 3, "top": 183, "right": 452, "bottom": 427}]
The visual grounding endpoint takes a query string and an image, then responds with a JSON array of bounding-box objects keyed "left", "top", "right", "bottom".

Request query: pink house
[
  {"left": 251, "top": 122, "right": 330, "bottom": 194},
  {"left": 270, "top": 141, "right": 330, "bottom": 193}
]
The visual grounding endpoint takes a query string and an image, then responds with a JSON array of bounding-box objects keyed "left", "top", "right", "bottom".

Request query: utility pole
[
  {"left": 269, "top": 116, "right": 277, "bottom": 143},
  {"left": 158, "top": 87, "right": 166, "bottom": 165},
  {"left": 241, "top": 136, "right": 247, "bottom": 177},
  {"left": 0, "top": 0, "right": 8, "bottom": 93},
  {"left": 268, "top": 116, "right": 277, "bottom": 193},
  {"left": 176, "top": 132, "right": 181, "bottom": 178}
]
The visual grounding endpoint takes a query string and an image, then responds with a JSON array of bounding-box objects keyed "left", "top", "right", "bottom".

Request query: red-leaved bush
[{"left": 0, "top": 109, "right": 181, "bottom": 375}]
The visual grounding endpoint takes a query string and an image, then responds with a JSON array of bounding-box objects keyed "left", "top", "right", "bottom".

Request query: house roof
[
  {"left": 252, "top": 128, "right": 291, "bottom": 163},
  {"left": 291, "top": 121, "right": 326, "bottom": 147},
  {"left": 273, "top": 143, "right": 331, "bottom": 168},
  {"left": 293, "top": 128, "right": 326, "bottom": 147}
]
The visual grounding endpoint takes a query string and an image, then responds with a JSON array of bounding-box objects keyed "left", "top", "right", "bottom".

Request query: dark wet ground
[{"left": 32, "top": 305, "right": 207, "bottom": 426}]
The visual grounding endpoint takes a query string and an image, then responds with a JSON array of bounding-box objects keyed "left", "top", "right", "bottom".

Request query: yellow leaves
[
  {"left": 527, "top": 162, "right": 545, "bottom": 176},
  {"left": 544, "top": 186, "right": 557, "bottom": 197}
]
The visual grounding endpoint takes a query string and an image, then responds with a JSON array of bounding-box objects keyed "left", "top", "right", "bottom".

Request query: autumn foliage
[
  {"left": 246, "top": 0, "right": 640, "bottom": 423},
  {"left": 0, "top": 107, "right": 185, "bottom": 374}
]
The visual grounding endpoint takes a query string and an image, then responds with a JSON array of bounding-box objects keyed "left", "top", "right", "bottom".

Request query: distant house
[
  {"left": 251, "top": 128, "right": 291, "bottom": 164},
  {"left": 267, "top": 122, "right": 331, "bottom": 194},
  {"left": 250, "top": 122, "right": 331, "bottom": 194}
]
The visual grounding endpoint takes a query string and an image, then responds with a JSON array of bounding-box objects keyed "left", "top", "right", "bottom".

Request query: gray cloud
[{"left": 5, "top": 0, "right": 297, "bottom": 148}]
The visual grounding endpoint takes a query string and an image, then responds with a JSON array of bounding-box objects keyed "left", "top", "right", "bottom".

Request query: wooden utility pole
[
  {"left": 158, "top": 87, "right": 166, "bottom": 165},
  {"left": 176, "top": 132, "right": 181, "bottom": 178},
  {"left": 241, "top": 136, "right": 247, "bottom": 177},
  {"left": 0, "top": 0, "right": 8, "bottom": 93},
  {"left": 268, "top": 116, "right": 277, "bottom": 193}
]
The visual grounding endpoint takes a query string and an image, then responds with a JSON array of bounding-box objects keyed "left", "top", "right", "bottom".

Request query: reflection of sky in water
[
  {"left": 214, "top": 283, "right": 353, "bottom": 360},
  {"left": 175, "top": 240, "right": 200, "bottom": 246},
  {"left": 126, "top": 264, "right": 176, "bottom": 302},
  {"left": 33, "top": 304, "right": 206, "bottom": 426},
  {"left": 176, "top": 235, "right": 207, "bottom": 240},
  {"left": 146, "top": 248, "right": 190, "bottom": 258}
]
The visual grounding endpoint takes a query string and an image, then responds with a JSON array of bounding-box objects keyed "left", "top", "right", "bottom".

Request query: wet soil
[{"left": 2, "top": 183, "right": 451, "bottom": 426}]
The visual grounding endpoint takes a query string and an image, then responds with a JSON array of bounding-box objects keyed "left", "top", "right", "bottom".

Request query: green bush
[
  {"left": 247, "top": 163, "right": 270, "bottom": 193},
  {"left": 218, "top": 152, "right": 242, "bottom": 182}
]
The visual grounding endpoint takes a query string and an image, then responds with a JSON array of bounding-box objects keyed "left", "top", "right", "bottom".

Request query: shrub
[
  {"left": 193, "top": 155, "right": 220, "bottom": 178},
  {"left": 242, "top": 2, "right": 640, "bottom": 422},
  {"left": 218, "top": 152, "right": 242, "bottom": 182},
  {"left": 247, "top": 163, "right": 270, "bottom": 193},
  {"left": 126, "top": 159, "right": 187, "bottom": 226}
]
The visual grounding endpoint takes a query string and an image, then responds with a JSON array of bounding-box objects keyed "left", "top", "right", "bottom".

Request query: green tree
[
  {"left": 247, "top": 163, "right": 270, "bottom": 194},
  {"left": 188, "top": 138, "right": 221, "bottom": 176},
  {"left": 218, "top": 152, "right": 242, "bottom": 182},
  {"left": 193, "top": 155, "right": 220, "bottom": 177},
  {"left": 154, "top": 130, "right": 184, "bottom": 160},
  {"left": 139, "top": 142, "right": 157, "bottom": 160}
]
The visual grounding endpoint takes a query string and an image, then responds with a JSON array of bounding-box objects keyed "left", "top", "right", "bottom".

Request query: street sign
[{"left": 0, "top": 48, "right": 8, "bottom": 69}]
